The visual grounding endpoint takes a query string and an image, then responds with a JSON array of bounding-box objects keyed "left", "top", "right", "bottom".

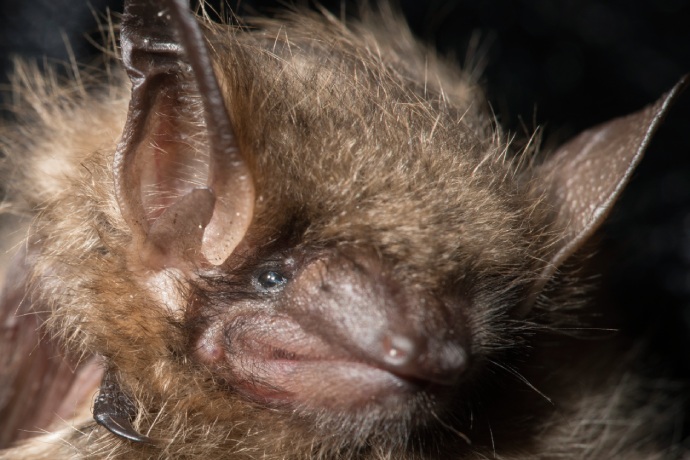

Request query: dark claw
[{"left": 93, "top": 369, "right": 156, "bottom": 445}]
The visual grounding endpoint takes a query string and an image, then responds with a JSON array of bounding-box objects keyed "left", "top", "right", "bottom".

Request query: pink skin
[
  {"left": 193, "top": 251, "right": 468, "bottom": 413},
  {"left": 195, "top": 312, "right": 420, "bottom": 410}
]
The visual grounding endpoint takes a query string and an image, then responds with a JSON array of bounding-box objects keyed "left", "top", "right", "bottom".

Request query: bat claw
[
  {"left": 93, "top": 370, "right": 156, "bottom": 445},
  {"left": 93, "top": 413, "right": 156, "bottom": 445}
]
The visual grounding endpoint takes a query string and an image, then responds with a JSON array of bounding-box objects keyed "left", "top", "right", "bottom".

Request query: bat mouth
[
  {"left": 195, "top": 314, "right": 450, "bottom": 411},
  {"left": 234, "top": 356, "right": 424, "bottom": 410}
]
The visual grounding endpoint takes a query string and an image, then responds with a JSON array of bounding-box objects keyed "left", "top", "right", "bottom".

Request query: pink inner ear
[
  {"left": 116, "top": 0, "right": 256, "bottom": 270},
  {"left": 133, "top": 92, "right": 255, "bottom": 268},
  {"left": 116, "top": 84, "right": 255, "bottom": 270},
  {"left": 139, "top": 96, "right": 211, "bottom": 224},
  {"left": 144, "top": 188, "right": 215, "bottom": 269}
]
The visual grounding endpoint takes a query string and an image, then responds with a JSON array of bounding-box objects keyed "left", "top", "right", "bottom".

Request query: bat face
[{"left": 0, "top": 0, "right": 686, "bottom": 458}]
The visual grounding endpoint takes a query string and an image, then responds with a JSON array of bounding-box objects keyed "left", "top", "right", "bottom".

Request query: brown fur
[{"left": 0, "top": 3, "right": 686, "bottom": 459}]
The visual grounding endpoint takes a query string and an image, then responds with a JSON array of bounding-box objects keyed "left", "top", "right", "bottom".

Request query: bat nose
[
  {"left": 283, "top": 250, "right": 470, "bottom": 386},
  {"left": 378, "top": 331, "right": 467, "bottom": 385}
]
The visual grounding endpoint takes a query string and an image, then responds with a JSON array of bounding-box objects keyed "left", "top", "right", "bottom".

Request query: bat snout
[
  {"left": 283, "top": 250, "right": 471, "bottom": 388},
  {"left": 378, "top": 331, "right": 468, "bottom": 386}
]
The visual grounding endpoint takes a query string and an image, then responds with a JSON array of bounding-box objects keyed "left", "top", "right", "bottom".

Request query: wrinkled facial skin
[
  {"left": 0, "top": 0, "right": 687, "bottom": 458},
  {"left": 192, "top": 247, "right": 470, "bottom": 415}
]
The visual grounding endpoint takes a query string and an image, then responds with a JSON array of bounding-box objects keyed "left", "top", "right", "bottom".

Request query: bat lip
[
  {"left": 232, "top": 355, "right": 429, "bottom": 411},
  {"left": 195, "top": 313, "right": 450, "bottom": 412}
]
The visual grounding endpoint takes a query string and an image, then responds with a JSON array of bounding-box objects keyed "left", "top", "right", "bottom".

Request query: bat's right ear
[
  {"left": 517, "top": 76, "right": 688, "bottom": 315},
  {"left": 115, "top": 0, "right": 255, "bottom": 270}
]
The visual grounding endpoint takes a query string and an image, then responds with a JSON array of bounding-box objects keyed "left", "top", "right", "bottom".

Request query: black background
[{"left": 1, "top": 0, "right": 689, "bottom": 382}]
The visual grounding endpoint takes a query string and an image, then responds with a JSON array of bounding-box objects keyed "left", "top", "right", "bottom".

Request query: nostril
[
  {"left": 440, "top": 342, "right": 467, "bottom": 372},
  {"left": 381, "top": 333, "right": 421, "bottom": 368},
  {"left": 435, "top": 343, "right": 468, "bottom": 382},
  {"left": 378, "top": 332, "right": 467, "bottom": 386}
]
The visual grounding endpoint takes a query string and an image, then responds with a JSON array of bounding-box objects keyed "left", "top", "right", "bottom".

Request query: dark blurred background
[{"left": 1, "top": 0, "right": 689, "bottom": 378}]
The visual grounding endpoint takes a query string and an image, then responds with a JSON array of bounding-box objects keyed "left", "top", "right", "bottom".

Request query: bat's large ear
[
  {"left": 115, "top": 0, "right": 254, "bottom": 269},
  {"left": 519, "top": 77, "right": 688, "bottom": 315}
]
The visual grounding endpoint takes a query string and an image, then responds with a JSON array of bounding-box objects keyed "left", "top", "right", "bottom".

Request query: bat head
[{"left": 84, "top": 0, "right": 688, "bottom": 453}]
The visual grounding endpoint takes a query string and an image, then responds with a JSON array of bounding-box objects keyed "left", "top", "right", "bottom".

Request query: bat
[{"left": 0, "top": 0, "right": 687, "bottom": 458}]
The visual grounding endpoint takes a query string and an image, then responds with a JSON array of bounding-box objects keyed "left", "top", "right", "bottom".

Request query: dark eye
[{"left": 257, "top": 271, "right": 288, "bottom": 290}]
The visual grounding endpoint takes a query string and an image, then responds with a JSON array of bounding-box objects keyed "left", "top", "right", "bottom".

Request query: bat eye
[{"left": 257, "top": 271, "right": 288, "bottom": 290}]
